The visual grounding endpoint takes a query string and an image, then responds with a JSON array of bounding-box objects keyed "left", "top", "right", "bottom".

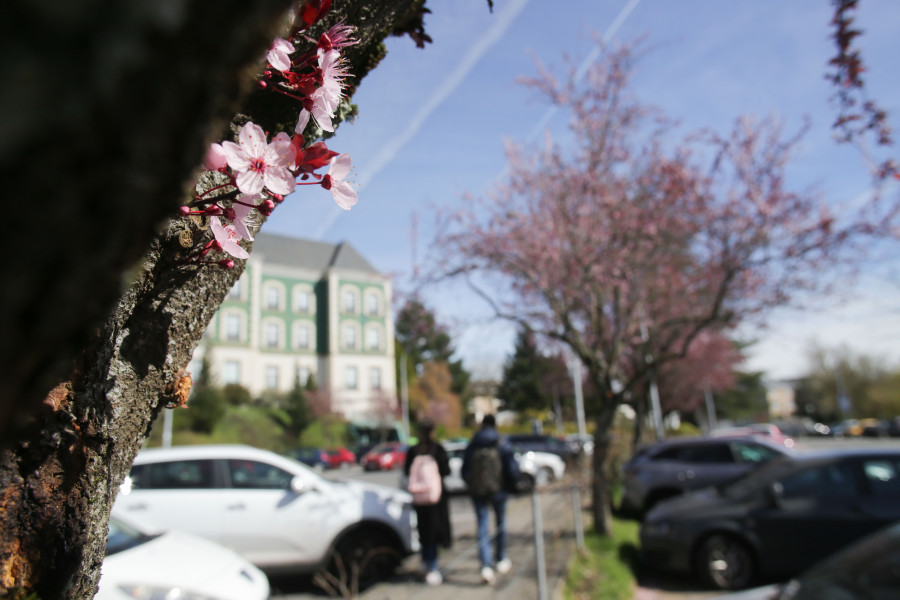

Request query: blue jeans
[
  {"left": 421, "top": 541, "right": 438, "bottom": 572},
  {"left": 472, "top": 493, "right": 507, "bottom": 568}
]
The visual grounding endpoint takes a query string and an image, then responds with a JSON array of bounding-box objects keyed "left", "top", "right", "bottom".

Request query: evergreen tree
[
  {"left": 395, "top": 297, "right": 472, "bottom": 400},
  {"left": 497, "top": 326, "right": 553, "bottom": 412},
  {"left": 283, "top": 372, "right": 314, "bottom": 440}
]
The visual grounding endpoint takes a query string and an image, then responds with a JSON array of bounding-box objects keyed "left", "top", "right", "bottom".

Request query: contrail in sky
[
  {"left": 526, "top": 0, "right": 642, "bottom": 141},
  {"left": 313, "top": 0, "right": 532, "bottom": 239}
]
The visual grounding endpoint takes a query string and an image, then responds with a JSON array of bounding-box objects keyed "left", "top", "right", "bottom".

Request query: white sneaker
[
  {"left": 425, "top": 570, "right": 443, "bottom": 586},
  {"left": 481, "top": 566, "right": 496, "bottom": 585},
  {"left": 496, "top": 558, "right": 512, "bottom": 575}
]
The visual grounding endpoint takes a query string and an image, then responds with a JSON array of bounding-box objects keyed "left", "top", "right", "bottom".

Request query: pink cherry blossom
[
  {"left": 317, "top": 49, "right": 348, "bottom": 111},
  {"left": 210, "top": 216, "right": 250, "bottom": 260},
  {"left": 221, "top": 122, "right": 296, "bottom": 195},
  {"left": 204, "top": 143, "right": 227, "bottom": 171},
  {"left": 321, "top": 154, "right": 357, "bottom": 210},
  {"left": 295, "top": 50, "right": 349, "bottom": 134},
  {"left": 223, "top": 194, "right": 261, "bottom": 241},
  {"left": 318, "top": 23, "right": 357, "bottom": 52},
  {"left": 267, "top": 38, "right": 295, "bottom": 72}
]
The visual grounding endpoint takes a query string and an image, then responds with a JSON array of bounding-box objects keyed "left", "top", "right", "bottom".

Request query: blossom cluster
[{"left": 181, "top": 1, "right": 358, "bottom": 269}]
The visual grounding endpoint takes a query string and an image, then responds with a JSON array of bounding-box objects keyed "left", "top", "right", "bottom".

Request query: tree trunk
[
  {"left": 591, "top": 428, "right": 614, "bottom": 536},
  {"left": 0, "top": 1, "right": 429, "bottom": 597},
  {"left": 590, "top": 396, "right": 619, "bottom": 536}
]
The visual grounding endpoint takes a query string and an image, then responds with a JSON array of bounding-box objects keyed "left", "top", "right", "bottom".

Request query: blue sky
[{"left": 267, "top": 0, "right": 900, "bottom": 381}]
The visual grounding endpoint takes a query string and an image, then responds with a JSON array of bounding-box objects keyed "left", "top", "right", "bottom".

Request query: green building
[{"left": 190, "top": 233, "right": 396, "bottom": 419}]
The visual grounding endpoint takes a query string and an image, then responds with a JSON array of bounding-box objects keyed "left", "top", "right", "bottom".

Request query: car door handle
[{"left": 227, "top": 503, "right": 246, "bottom": 511}]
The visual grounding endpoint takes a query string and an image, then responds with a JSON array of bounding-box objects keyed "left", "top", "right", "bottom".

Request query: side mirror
[{"left": 290, "top": 475, "right": 314, "bottom": 494}]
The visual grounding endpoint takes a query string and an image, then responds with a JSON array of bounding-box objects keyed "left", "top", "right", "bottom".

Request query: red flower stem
[{"left": 272, "top": 87, "right": 306, "bottom": 102}]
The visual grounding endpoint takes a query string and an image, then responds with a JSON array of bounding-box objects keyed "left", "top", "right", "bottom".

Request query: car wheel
[
  {"left": 696, "top": 534, "right": 755, "bottom": 590},
  {"left": 516, "top": 473, "right": 536, "bottom": 493},
  {"left": 541, "top": 466, "right": 556, "bottom": 483},
  {"left": 332, "top": 529, "right": 400, "bottom": 590}
]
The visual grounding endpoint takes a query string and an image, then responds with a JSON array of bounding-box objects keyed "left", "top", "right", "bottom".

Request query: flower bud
[
  {"left": 205, "top": 205, "right": 223, "bottom": 216},
  {"left": 258, "top": 80, "right": 268, "bottom": 90},
  {"left": 271, "top": 193, "right": 284, "bottom": 203},
  {"left": 258, "top": 199, "right": 276, "bottom": 216},
  {"left": 320, "top": 174, "right": 333, "bottom": 190},
  {"left": 219, "top": 259, "right": 235, "bottom": 270},
  {"left": 178, "top": 206, "right": 190, "bottom": 216}
]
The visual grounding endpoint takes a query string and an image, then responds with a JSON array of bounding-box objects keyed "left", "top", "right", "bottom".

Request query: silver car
[
  {"left": 114, "top": 444, "right": 418, "bottom": 584},
  {"left": 441, "top": 441, "right": 565, "bottom": 493},
  {"left": 620, "top": 435, "right": 791, "bottom": 517}
]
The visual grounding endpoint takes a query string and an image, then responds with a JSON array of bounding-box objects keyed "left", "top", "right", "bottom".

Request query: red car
[
  {"left": 325, "top": 446, "right": 356, "bottom": 469},
  {"left": 360, "top": 442, "right": 407, "bottom": 471}
]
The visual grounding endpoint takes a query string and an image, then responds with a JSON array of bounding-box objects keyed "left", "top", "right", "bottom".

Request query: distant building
[
  {"left": 190, "top": 233, "right": 396, "bottom": 419},
  {"left": 765, "top": 381, "right": 797, "bottom": 419}
]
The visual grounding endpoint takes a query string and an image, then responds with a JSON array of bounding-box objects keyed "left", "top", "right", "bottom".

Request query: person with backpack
[
  {"left": 461, "top": 413, "right": 520, "bottom": 585},
  {"left": 402, "top": 418, "right": 452, "bottom": 585}
]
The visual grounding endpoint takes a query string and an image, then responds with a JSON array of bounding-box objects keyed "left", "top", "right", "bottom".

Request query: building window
[
  {"left": 343, "top": 324, "right": 357, "bottom": 350},
  {"left": 265, "top": 365, "right": 279, "bottom": 390},
  {"left": 366, "top": 327, "right": 380, "bottom": 351},
  {"left": 265, "top": 286, "right": 281, "bottom": 311},
  {"left": 295, "top": 324, "right": 310, "bottom": 349},
  {"left": 365, "top": 292, "right": 379, "bottom": 316},
  {"left": 296, "top": 365, "right": 311, "bottom": 386},
  {"left": 342, "top": 289, "right": 356, "bottom": 314},
  {"left": 224, "top": 314, "right": 241, "bottom": 341},
  {"left": 369, "top": 367, "right": 382, "bottom": 391},
  {"left": 227, "top": 279, "right": 242, "bottom": 301},
  {"left": 345, "top": 366, "right": 358, "bottom": 390},
  {"left": 223, "top": 360, "right": 241, "bottom": 384},
  {"left": 294, "top": 289, "right": 310, "bottom": 313},
  {"left": 265, "top": 322, "right": 280, "bottom": 348}
]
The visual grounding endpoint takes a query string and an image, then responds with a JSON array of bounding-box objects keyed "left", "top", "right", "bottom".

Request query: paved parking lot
[
  {"left": 270, "top": 468, "right": 584, "bottom": 600},
  {"left": 272, "top": 437, "right": 900, "bottom": 599}
]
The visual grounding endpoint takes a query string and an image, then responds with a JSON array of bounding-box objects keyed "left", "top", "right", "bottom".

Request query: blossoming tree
[
  {"left": 0, "top": 1, "right": 432, "bottom": 598},
  {"left": 431, "top": 44, "right": 853, "bottom": 534}
]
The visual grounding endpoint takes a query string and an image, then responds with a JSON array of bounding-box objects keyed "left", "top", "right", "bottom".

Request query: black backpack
[{"left": 465, "top": 445, "right": 502, "bottom": 497}]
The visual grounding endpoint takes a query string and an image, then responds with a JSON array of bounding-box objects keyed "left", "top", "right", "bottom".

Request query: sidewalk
[{"left": 361, "top": 485, "right": 586, "bottom": 600}]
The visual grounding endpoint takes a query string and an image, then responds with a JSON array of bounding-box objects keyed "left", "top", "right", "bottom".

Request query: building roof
[{"left": 252, "top": 233, "right": 380, "bottom": 276}]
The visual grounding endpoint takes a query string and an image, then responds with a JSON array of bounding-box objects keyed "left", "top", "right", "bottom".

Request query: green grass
[{"left": 563, "top": 517, "right": 641, "bottom": 600}]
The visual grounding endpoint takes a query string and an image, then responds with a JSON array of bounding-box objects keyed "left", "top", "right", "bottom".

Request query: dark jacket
[
  {"left": 461, "top": 427, "right": 520, "bottom": 495},
  {"left": 403, "top": 441, "right": 452, "bottom": 548}
]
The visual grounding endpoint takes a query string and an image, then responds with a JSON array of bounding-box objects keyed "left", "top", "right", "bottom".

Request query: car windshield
[
  {"left": 718, "top": 455, "right": 797, "bottom": 499},
  {"left": 106, "top": 517, "right": 158, "bottom": 556}
]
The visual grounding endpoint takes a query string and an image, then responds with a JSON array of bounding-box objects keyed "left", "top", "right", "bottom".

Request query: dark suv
[{"left": 620, "top": 435, "right": 791, "bottom": 517}]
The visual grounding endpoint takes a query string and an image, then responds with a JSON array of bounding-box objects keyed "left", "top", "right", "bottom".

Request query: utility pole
[
  {"left": 704, "top": 387, "right": 718, "bottom": 432},
  {"left": 639, "top": 322, "right": 665, "bottom": 441},
  {"left": 570, "top": 357, "right": 587, "bottom": 440},
  {"left": 400, "top": 353, "right": 410, "bottom": 441}
]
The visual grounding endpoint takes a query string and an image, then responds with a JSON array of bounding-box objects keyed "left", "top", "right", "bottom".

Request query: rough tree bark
[{"left": 0, "top": 1, "right": 429, "bottom": 598}]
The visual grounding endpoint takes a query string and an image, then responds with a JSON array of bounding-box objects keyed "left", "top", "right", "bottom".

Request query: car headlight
[
  {"left": 118, "top": 585, "right": 217, "bottom": 600},
  {"left": 641, "top": 520, "right": 673, "bottom": 538}
]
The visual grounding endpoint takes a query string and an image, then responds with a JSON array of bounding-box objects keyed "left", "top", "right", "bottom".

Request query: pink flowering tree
[
  {"left": 430, "top": 44, "right": 854, "bottom": 535},
  {"left": 0, "top": 1, "right": 433, "bottom": 597}
]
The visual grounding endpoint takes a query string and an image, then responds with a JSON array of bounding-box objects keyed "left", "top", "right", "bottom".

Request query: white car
[
  {"left": 440, "top": 441, "right": 566, "bottom": 494},
  {"left": 113, "top": 445, "right": 418, "bottom": 583},
  {"left": 98, "top": 514, "right": 270, "bottom": 600}
]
